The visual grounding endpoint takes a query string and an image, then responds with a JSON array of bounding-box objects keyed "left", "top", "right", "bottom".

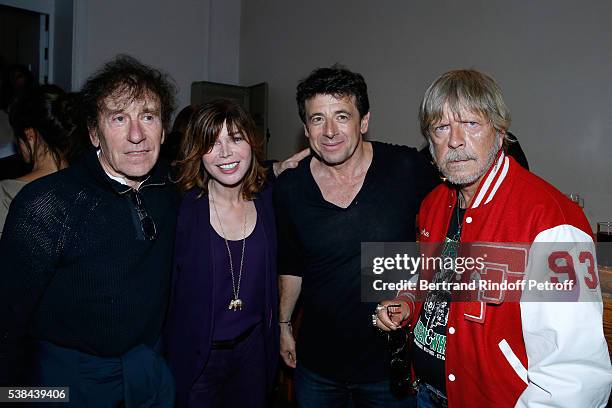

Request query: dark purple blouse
[{"left": 211, "top": 216, "right": 266, "bottom": 341}]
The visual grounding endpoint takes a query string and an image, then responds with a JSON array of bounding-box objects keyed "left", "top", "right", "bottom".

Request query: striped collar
[{"left": 468, "top": 150, "right": 510, "bottom": 209}]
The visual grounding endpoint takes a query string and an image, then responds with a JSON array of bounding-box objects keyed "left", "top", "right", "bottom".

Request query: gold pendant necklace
[{"left": 211, "top": 188, "right": 247, "bottom": 312}]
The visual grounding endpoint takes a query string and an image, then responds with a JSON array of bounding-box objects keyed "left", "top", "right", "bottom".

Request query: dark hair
[
  {"left": 161, "top": 104, "right": 198, "bottom": 163},
  {"left": 9, "top": 84, "right": 75, "bottom": 169},
  {"left": 176, "top": 99, "right": 266, "bottom": 199},
  {"left": 79, "top": 55, "right": 176, "bottom": 132},
  {"left": 1, "top": 64, "right": 36, "bottom": 111},
  {"left": 296, "top": 64, "right": 370, "bottom": 124}
]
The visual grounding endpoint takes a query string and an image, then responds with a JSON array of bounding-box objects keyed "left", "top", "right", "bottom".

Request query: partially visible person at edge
[
  {"left": 274, "top": 65, "right": 439, "bottom": 408},
  {"left": 164, "top": 99, "right": 281, "bottom": 407},
  {"left": 161, "top": 104, "right": 198, "bottom": 167},
  {"left": 0, "top": 55, "right": 179, "bottom": 406},
  {"left": 0, "top": 64, "right": 37, "bottom": 177},
  {"left": 0, "top": 85, "right": 73, "bottom": 236},
  {"left": 376, "top": 69, "right": 612, "bottom": 407}
]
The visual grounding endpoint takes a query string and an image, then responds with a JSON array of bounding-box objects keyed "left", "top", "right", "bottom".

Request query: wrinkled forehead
[
  {"left": 98, "top": 86, "right": 161, "bottom": 116},
  {"left": 430, "top": 97, "right": 489, "bottom": 125}
]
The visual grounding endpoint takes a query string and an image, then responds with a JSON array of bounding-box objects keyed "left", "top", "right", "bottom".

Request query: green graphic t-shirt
[{"left": 412, "top": 205, "right": 465, "bottom": 393}]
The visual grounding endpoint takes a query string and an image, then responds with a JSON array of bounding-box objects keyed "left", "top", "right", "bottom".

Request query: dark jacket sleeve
[
  {"left": 264, "top": 160, "right": 277, "bottom": 185},
  {"left": 0, "top": 185, "right": 66, "bottom": 384},
  {"left": 415, "top": 147, "right": 442, "bottom": 201}
]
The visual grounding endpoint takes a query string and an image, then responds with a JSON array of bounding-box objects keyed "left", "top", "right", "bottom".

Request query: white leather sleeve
[{"left": 515, "top": 225, "right": 612, "bottom": 407}]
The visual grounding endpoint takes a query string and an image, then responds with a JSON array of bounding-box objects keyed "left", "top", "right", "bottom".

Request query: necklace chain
[
  {"left": 455, "top": 191, "right": 465, "bottom": 239},
  {"left": 210, "top": 187, "right": 247, "bottom": 311}
]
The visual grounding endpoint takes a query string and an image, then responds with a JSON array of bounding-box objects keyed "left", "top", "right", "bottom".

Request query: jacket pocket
[{"left": 498, "top": 339, "right": 528, "bottom": 385}]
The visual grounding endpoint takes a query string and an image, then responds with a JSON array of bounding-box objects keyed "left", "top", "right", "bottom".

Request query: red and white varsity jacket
[{"left": 398, "top": 152, "right": 612, "bottom": 407}]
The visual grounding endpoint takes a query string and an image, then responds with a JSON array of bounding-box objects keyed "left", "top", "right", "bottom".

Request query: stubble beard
[
  {"left": 315, "top": 135, "right": 362, "bottom": 168},
  {"left": 431, "top": 134, "right": 502, "bottom": 187}
]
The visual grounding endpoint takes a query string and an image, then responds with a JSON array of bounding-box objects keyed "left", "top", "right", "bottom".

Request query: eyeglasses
[{"left": 129, "top": 190, "right": 157, "bottom": 241}]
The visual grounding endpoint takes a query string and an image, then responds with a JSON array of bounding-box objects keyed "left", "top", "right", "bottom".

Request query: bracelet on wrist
[{"left": 279, "top": 321, "right": 292, "bottom": 325}]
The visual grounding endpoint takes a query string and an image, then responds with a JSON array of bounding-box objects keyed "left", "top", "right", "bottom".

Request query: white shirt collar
[{"left": 96, "top": 149, "right": 145, "bottom": 189}]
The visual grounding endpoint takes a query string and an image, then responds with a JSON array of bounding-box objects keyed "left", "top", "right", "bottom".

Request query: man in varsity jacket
[{"left": 376, "top": 69, "right": 611, "bottom": 407}]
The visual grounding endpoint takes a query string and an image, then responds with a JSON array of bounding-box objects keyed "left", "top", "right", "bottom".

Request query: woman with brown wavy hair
[{"left": 165, "top": 99, "right": 279, "bottom": 407}]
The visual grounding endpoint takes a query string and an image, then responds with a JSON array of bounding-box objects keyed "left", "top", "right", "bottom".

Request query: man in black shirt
[
  {"left": 275, "top": 65, "right": 438, "bottom": 407},
  {"left": 0, "top": 55, "right": 178, "bottom": 405}
]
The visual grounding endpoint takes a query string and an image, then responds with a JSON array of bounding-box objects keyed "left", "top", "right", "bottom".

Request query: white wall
[
  {"left": 208, "top": 0, "right": 241, "bottom": 85},
  {"left": 72, "top": 0, "right": 212, "bottom": 110},
  {"left": 240, "top": 0, "right": 612, "bottom": 227},
  {"left": 71, "top": 0, "right": 242, "bottom": 112}
]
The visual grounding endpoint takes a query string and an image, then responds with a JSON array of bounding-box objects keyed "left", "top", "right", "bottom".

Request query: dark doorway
[{"left": 0, "top": 4, "right": 46, "bottom": 83}]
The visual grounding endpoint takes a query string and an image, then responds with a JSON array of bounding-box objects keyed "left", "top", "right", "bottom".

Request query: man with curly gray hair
[{"left": 1, "top": 55, "right": 179, "bottom": 406}]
